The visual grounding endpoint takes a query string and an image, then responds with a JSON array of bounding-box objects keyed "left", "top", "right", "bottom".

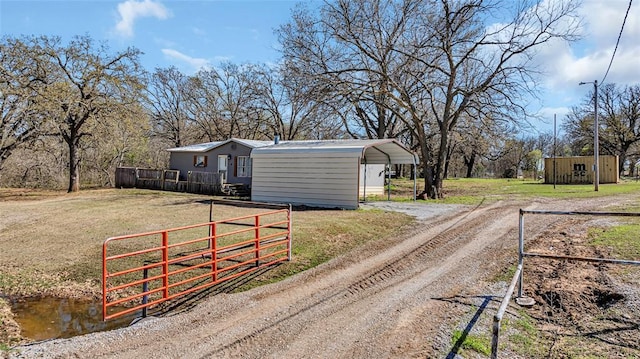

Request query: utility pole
[
  {"left": 579, "top": 80, "right": 599, "bottom": 191},
  {"left": 553, "top": 114, "right": 556, "bottom": 189}
]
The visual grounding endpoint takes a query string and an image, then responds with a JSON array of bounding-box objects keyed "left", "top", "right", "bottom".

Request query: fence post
[
  {"left": 518, "top": 209, "right": 525, "bottom": 298},
  {"left": 255, "top": 215, "right": 260, "bottom": 267},
  {"left": 287, "top": 204, "right": 292, "bottom": 261},
  {"left": 142, "top": 268, "right": 149, "bottom": 318},
  {"left": 491, "top": 264, "right": 523, "bottom": 359},
  {"left": 491, "top": 317, "right": 500, "bottom": 359},
  {"left": 162, "top": 231, "right": 169, "bottom": 299},
  {"left": 102, "top": 241, "right": 108, "bottom": 321},
  {"left": 210, "top": 222, "right": 217, "bottom": 282},
  {"left": 208, "top": 200, "right": 213, "bottom": 249},
  {"left": 134, "top": 167, "right": 140, "bottom": 188}
]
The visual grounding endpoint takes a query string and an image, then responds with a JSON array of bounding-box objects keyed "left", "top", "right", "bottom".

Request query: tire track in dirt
[
  {"left": 12, "top": 202, "right": 496, "bottom": 359},
  {"left": 343, "top": 204, "right": 504, "bottom": 297},
  {"left": 194, "top": 202, "right": 523, "bottom": 358},
  {"left": 14, "top": 196, "right": 635, "bottom": 359}
]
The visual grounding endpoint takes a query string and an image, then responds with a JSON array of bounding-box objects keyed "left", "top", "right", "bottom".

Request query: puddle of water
[{"left": 10, "top": 297, "right": 136, "bottom": 341}]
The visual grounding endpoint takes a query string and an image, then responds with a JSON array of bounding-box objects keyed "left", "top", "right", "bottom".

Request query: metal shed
[
  {"left": 250, "top": 139, "right": 418, "bottom": 209},
  {"left": 544, "top": 155, "right": 619, "bottom": 184}
]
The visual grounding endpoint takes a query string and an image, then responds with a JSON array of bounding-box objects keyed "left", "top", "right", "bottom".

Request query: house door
[{"left": 218, "top": 155, "right": 228, "bottom": 184}]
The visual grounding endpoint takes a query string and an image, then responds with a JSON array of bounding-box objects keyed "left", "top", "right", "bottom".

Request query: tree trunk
[
  {"left": 67, "top": 145, "right": 80, "bottom": 192},
  {"left": 66, "top": 125, "right": 80, "bottom": 193},
  {"left": 415, "top": 123, "right": 433, "bottom": 196},
  {"left": 464, "top": 151, "right": 476, "bottom": 178},
  {"left": 443, "top": 143, "right": 454, "bottom": 179},
  {"left": 618, "top": 152, "right": 627, "bottom": 177},
  {"left": 428, "top": 124, "right": 449, "bottom": 199},
  {"left": 0, "top": 155, "right": 6, "bottom": 184},
  {"left": 424, "top": 165, "right": 436, "bottom": 198}
]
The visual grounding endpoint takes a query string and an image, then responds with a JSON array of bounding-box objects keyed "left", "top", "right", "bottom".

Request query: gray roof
[
  {"left": 252, "top": 139, "right": 417, "bottom": 164},
  {"left": 167, "top": 138, "right": 273, "bottom": 153}
]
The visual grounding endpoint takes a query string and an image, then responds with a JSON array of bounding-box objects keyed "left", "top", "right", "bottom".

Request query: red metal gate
[{"left": 102, "top": 207, "right": 291, "bottom": 320}]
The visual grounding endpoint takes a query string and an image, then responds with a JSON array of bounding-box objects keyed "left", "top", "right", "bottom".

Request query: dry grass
[
  {"left": 0, "top": 188, "right": 413, "bottom": 298},
  {"left": 0, "top": 298, "right": 21, "bottom": 349},
  {"left": 1, "top": 188, "right": 415, "bottom": 348}
]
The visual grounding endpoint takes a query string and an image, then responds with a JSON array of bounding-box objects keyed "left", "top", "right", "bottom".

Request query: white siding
[
  {"left": 251, "top": 153, "right": 360, "bottom": 209},
  {"left": 359, "top": 164, "right": 385, "bottom": 197}
]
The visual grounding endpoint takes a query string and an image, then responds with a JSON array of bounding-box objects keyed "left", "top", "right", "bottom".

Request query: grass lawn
[
  {"left": 0, "top": 188, "right": 414, "bottom": 346},
  {"left": 388, "top": 177, "right": 640, "bottom": 204},
  {"left": 0, "top": 188, "right": 414, "bottom": 298},
  {"left": 2, "top": 179, "right": 640, "bottom": 350}
]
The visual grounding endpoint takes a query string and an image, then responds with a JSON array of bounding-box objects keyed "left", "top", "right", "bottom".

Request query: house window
[
  {"left": 194, "top": 155, "right": 207, "bottom": 168},
  {"left": 237, "top": 156, "right": 252, "bottom": 177}
]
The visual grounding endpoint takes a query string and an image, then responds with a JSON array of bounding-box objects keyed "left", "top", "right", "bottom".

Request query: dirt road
[{"left": 9, "top": 196, "right": 635, "bottom": 358}]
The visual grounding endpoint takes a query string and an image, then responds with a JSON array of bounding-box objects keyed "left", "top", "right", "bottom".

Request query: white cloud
[
  {"left": 114, "top": 0, "right": 171, "bottom": 38},
  {"left": 161, "top": 49, "right": 211, "bottom": 71},
  {"left": 539, "top": 0, "right": 640, "bottom": 90},
  {"left": 525, "top": 0, "right": 640, "bottom": 124}
]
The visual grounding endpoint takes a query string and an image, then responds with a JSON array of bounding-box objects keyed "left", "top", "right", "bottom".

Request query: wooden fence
[{"left": 115, "top": 167, "right": 222, "bottom": 195}]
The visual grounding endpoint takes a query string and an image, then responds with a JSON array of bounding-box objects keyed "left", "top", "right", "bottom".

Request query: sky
[{"left": 1, "top": 0, "right": 639, "bottom": 134}]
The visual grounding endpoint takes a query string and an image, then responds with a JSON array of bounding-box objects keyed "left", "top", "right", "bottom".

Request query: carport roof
[{"left": 251, "top": 139, "right": 417, "bottom": 164}]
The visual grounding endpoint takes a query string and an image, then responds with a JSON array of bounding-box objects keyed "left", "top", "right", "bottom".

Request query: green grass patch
[
  {"left": 231, "top": 208, "right": 413, "bottom": 291},
  {"left": 589, "top": 224, "right": 640, "bottom": 260},
  {"left": 451, "top": 329, "right": 491, "bottom": 356},
  {"left": 387, "top": 178, "right": 640, "bottom": 205},
  {"left": 494, "top": 264, "right": 519, "bottom": 283},
  {"left": 504, "top": 311, "right": 548, "bottom": 358}
]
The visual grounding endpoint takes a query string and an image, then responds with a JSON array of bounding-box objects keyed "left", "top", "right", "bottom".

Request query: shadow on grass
[{"left": 432, "top": 295, "right": 496, "bottom": 359}]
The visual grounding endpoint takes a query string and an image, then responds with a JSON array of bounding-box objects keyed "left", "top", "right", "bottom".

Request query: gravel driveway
[
  {"left": 10, "top": 196, "right": 639, "bottom": 358},
  {"left": 359, "top": 200, "right": 468, "bottom": 220}
]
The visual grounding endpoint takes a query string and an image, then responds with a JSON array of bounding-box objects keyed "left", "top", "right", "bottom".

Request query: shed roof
[
  {"left": 167, "top": 138, "right": 273, "bottom": 153},
  {"left": 251, "top": 139, "right": 417, "bottom": 164}
]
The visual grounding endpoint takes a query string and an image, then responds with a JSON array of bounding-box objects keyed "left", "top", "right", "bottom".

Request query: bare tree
[
  {"left": 146, "top": 66, "right": 197, "bottom": 148},
  {"left": 277, "top": 0, "right": 410, "bottom": 140},
  {"left": 187, "top": 63, "right": 267, "bottom": 141},
  {"left": 451, "top": 112, "right": 515, "bottom": 178},
  {"left": 83, "top": 101, "right": 150, "bottom": 186},
  {"left": 564, "top": 84, "right": 640, "bottom": 175},
  {"left": 279, "top": 0, "right": 581, "bottom": 198},
  {"left": 402, "top": 0, "right": 580, "bottom": 196},
  {"left": 253, "top": 64, "right": 343, "bottom": 140}
]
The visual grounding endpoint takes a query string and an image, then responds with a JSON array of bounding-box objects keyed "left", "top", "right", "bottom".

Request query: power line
[{"left": 601, "top": 0, "right": 634, "bottom": 84}]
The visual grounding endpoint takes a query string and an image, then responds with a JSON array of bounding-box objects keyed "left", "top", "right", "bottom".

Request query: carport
[{"left": 250, "top": 139, "right": 418, "bottom": 209}]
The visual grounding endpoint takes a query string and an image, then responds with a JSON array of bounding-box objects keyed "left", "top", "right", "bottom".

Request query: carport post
[
  {"left": 413, "top": 161, "right": 417, "bottom": 202},
  {"left": 387, "top": 162, "right": 391, "bottom": 201},
  {"left": 362, "top": 159, "right": 367, "bottom": 202}
]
